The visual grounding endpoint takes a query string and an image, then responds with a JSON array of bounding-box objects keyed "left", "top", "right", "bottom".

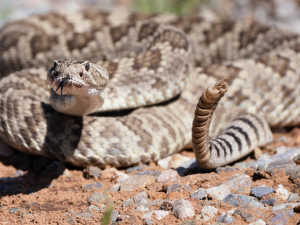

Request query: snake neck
[{"left": 50, "top": 89, "right": 105, "bottom": 116}]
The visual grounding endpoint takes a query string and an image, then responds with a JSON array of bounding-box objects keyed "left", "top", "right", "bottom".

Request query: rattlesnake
[{"left": 0, "top": 10, "right": 300, "bottom": 169}]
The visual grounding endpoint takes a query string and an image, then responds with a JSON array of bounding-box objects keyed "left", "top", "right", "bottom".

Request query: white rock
[
  {"left": 248, "top": 219, "right": 266, "bottom": 225},
  {"left": 142, "top": 210, "right": 169, "bottom": 220},
  {"left": 172, "top": 199, "right": 195, "bottom": 219},
  {"left": 156, "top": 169, "right": 179, "bottom": 183},
  {"left": 275, "top": 184, "right": 289, "bottom": 200},
  {"left": 206, "top": 184, "right": 231, "bottom": 201},
  {"left": 196, "top": 206, "right": 218, "bottom": 221},
  {"left": 62, "top": 169, "right": 71, "bottom": 177},
  {"left": 168, "top": 154, "right": 191, "bottom": 169},
  {"left": 115, "top": 171, "right": 129, "bottom": 182},
  {"left": 157, "top": 156, "right": 172, "bottom": 169}
]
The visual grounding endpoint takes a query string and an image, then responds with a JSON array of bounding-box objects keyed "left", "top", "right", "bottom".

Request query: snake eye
[{"left": 85, "top": 62, "right": 90, "bottom": 71}]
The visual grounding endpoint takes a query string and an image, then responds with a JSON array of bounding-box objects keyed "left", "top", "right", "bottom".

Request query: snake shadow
[
  {"left": 0, "top": 102, "right": 84, "bottom": 197},
  {"left": 0, "top": 101, "right": 137, "bottom": 197}
]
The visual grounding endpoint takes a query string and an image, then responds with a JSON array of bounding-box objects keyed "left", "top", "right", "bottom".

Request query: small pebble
[
  {"left": 157, "top": 169, "right": 179, "bottom": 183},
  {"left": 268, "top": 212, "right": 291, "bottom": 225},
  {"left": 100, "top": 168, "right": 118, "bottom": 180},
  {"left": 160, "top": 200, "right": 174, "bottom": 210},
  {"left": 196, "top": 206, "right": 218, "bottom": 221},
  {"left": 206, "top": 184, "right": 231, "bottom": 201},
  {"left": 83, "top": 166, "right": 102, "bottom": 179},
  {"left": 87, "top": 192, "right": 105, "bottom": 204},
  {"left": 14, "top": 170, "right": 26, "bottom": 177},
  {"left": 151, "top": 199, "right": 165, "bottom": 206},
  {"left": 109, "top": 183, "right": 121, "bottom": 192},
  {"left": 157, "top": 156, "right": 172, "bottom": 169},
  {"left": 169, "top": 154, "right": 192, "bottom": 169},
  {"left": 134, "top": 191, "right": 151, "bottom": 212},
  {"left": 292, "top": 154, "right": 300, "bottom": 164},
  {"left": 183, "top": 185, "right": 192, "bottom": 192},
  {"left": 166, "top": 184, "right": 181, "bottom": 194},
  {"left": 275, "top": 184, "right": 289, "bottom": 200},
  {"left": 172, "top": 199, "right": 195, "bottom": 219},
  {"left": 190, "top": 188, "right": 207, "bottom": 200},
  {"left": 287, "top": 193, "right": 300, "bottom": 202},
  {"left": 285, "top": 166, "right": 300, "bottom": 185},
  {"left": 248, "top": 219, "right": 266, "bottom": 225},
  {"left": 142, "top": 210, "right": 169, "bottom": 220},
  {"left": 135, "top": 205, "right": 151, "bottom": 213},
  {"left": 223, "top": 173, "right": 251, "bottom": 195},
  {"left": 251, "top": 186, "right": 274, "bottom": 198},
  {"left": 122, "top": 199, "right": 133, "bottom": 207},
  {"left": 88, "top": 205, "right": 100, "bottom": 212},
  {"left": 222, "top": 194, "right": 257, "bottom": 207},
  {"left": 233, "top": 206, "right": 267, "bottom": 223},
  {"left": 134, "top": 191, "right": 150, "bottom": 206},
  {"left": 111, "top": 210, "right": 120, "bottom": 223},
  {"left": 115, "top": 171, "right": 129, "bottom": 182},
  {"left": 217, "top": 213, "right": 234, "bottom": 224},
  {"left": 261, "top": 198, "right": 277, "bottom": 206}
]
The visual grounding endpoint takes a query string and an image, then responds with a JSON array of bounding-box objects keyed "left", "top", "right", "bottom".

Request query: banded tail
[{"left": 192, "top": 79, "right": 273, "bottom": 170}]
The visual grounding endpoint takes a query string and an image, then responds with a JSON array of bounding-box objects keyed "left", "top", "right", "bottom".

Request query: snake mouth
[
  {"left": 54, "top": 77, "right": 70, "bottom": 98},
  {"left": 53, "top": 77, "right": 102, "bottom": 97}
]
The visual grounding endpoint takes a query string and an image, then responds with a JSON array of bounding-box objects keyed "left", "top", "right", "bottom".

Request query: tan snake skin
[{"left": 0, "top": 10, "right": 300, "bottom": 169}]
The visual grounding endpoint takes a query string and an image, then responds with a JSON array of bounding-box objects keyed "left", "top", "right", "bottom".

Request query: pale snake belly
[{"left": 0, "top": 11, "right": 300, "bottom": 169}]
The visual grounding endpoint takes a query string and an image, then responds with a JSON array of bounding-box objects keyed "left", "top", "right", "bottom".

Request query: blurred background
[{"left": 0, "top": 0, "right": 300, "bottom": 33}]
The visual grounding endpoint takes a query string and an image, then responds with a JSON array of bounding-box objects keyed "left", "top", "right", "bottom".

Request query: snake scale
[{"left": 0, "top": 10, "right": 300, "bottom": 169}]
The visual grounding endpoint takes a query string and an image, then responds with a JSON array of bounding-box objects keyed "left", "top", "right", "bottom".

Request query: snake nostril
[{"left": 79, "top": 72, "right": 84, "bottom": 78}]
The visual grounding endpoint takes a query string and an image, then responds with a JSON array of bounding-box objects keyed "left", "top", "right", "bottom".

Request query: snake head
[{"left": 47, "top": 60, "right": 109, "bottom": 96}]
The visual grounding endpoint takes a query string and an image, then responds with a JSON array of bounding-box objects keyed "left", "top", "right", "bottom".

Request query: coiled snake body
[{"left": 0, "top": 11, "right": 300, "bottom": 169}]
